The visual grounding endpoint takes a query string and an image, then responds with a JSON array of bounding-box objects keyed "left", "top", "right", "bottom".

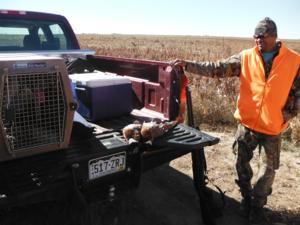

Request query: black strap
[{"left": 205, "top": 175, "right": 226, "bottom": 210}]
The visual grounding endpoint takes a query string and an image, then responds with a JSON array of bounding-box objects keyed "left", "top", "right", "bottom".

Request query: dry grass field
[
  {"left": 78, "top": 34, "right": 300, "bottom": 147},
  {"left": 77, "top": 35, "right": 300, "bottom": 225}
]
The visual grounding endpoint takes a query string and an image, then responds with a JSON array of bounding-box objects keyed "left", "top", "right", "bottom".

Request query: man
[{"left": 172, "top": 17, "right": 300, "bottom": 225}]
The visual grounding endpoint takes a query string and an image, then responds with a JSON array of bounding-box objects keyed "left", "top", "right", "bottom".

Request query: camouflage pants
[{"left": 233, "top": 124, "right": 281, "bottom": 207}]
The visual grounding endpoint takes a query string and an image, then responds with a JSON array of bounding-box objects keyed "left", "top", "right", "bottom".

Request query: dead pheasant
[
  {"left": 141, "top": 120, "right": 177, "bottom": 142},
  {"left": 122, "top": 122, "right": 142, "bottom": 142}
]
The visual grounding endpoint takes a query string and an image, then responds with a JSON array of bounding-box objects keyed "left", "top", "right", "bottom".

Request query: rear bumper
[{"left": 0, "top": 133, "right": 140, "bottom": 209}]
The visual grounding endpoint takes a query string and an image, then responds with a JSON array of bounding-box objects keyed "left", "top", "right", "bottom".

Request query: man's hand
[{"left": 170, "top": 59, "right": 186, "bottom": 70}]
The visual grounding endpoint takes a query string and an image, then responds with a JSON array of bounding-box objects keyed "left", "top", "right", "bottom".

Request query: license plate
[{"left": 88, "top": 152, "right": 126, "bottom": 180}]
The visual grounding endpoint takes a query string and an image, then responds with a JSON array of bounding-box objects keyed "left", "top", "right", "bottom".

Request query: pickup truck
[{"left": 0, "top": 9, "right": 220, "bottom": 225}]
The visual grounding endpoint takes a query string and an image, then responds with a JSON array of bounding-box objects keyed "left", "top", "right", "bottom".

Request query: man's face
[{"left": 254, "top": 34, "right": 277, "bottom": 52}]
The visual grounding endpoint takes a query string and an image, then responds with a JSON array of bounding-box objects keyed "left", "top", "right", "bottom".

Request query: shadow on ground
[
  {"left": 1, "top": 163, "right": 300, "bottom": 225},
  {"left": 121, "top": 164, "right": 300, "bottom": 225}
]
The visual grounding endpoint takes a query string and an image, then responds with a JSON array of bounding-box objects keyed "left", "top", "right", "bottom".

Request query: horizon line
[{"left": 76, "top": 33, "right": 300, "bottom": 41}]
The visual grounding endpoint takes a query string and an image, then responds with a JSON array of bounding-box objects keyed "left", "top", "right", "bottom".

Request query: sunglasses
[{"left": 253, "top": 34, "right": 269, "bottom": 39}]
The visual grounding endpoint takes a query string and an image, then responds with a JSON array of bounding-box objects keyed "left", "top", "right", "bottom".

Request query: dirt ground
[{"left": 121, "top": 130, "right": 300, "bottom": 225}]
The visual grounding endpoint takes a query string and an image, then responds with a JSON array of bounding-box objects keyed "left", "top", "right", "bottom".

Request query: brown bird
[
  {"left": 122, "top": 122, "right": 142, "bottom": 142},
  {"left": 141, "top": 120, "right": 177, "bottom": 142}
]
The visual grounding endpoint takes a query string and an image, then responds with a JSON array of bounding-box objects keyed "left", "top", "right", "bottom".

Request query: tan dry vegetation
[{"left": 78, "top": 34, "right": 300, "bottom": 147}]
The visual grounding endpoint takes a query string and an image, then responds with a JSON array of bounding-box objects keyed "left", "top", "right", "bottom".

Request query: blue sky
[{"left": 2, "top": 0, "right": 299, "bottom": 39}]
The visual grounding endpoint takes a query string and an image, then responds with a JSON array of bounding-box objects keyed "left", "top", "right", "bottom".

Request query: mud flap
[
  {"left": 151, "top": 124, "right": 221, "bottom": 225},
  {"left": 192, "top": 149, "right": 224, "bottom": 225},
  {"left": 186, "top": 86, "right": 222, "bottom": 225}
]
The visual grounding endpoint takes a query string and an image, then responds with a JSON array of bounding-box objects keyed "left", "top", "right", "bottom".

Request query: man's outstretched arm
[{"left": 183, "top": 53, "right": 242, "bottom": 78}]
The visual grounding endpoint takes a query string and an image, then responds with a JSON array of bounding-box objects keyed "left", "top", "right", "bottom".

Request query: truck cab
[{"left": 0, "top": 9, "right": 219, "bottom": 225}]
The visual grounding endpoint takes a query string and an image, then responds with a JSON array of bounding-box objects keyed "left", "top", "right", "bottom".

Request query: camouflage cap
[{"left": 254, "top": 17, "right": 277, "bottom": 38}]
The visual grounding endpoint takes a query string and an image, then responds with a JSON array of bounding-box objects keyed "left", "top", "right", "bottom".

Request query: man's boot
[
  {"left": 235, "top": 179, "right": 252, "bottom": 217},
  {"left": 248, "top": 206, "right": 270, "bottom": 225}
]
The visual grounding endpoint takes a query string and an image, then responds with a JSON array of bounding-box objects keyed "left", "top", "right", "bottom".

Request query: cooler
[{"left": 69, "top": 72, "right": 132, "bottom": 121}]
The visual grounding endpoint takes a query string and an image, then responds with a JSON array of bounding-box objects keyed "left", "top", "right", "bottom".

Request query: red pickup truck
[{"left": 0, "top": 9, "right": 219, "bottom": 225}]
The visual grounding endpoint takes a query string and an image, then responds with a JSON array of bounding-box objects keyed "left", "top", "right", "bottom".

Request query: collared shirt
[{"left": 261, "top": 43, "right": 280, "bottom": 79}]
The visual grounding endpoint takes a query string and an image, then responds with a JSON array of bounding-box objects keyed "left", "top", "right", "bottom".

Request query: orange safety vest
[{"left": 234, "top": 44, "right": 300, "bottom": 135}]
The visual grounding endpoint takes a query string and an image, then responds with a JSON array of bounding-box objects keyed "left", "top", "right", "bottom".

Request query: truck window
[
  {"left": 49, "top": 24, "right": 67, "bottom": 49},
  {"left": 0, "top": 18, "right": 76, "bottom": 51},
  {"left": 0, "top": 27, "right": 29, "bottom": 51}
]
